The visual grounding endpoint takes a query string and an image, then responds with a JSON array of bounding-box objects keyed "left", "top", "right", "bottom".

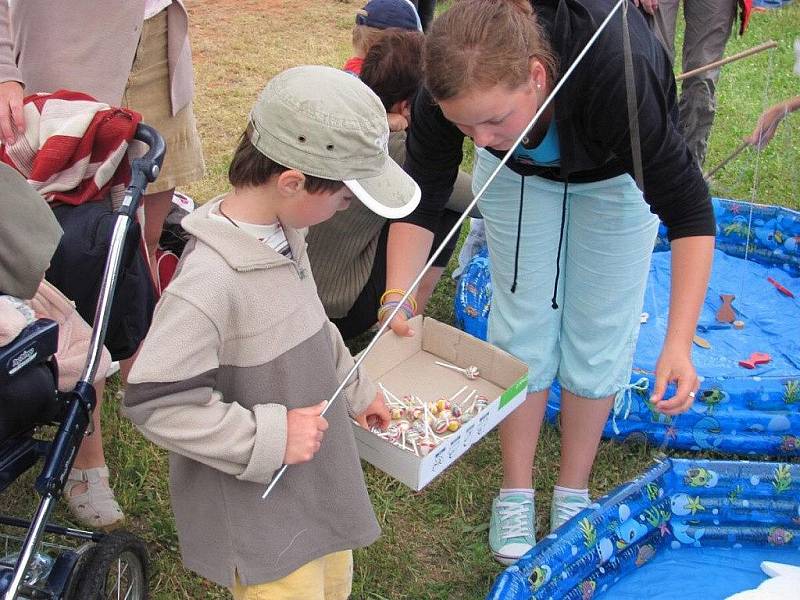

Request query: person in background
[
  {"left": 639, "top": 0, "right": 752, "bottom": 166},
  {"left": 344, "top": 0, "right": 423, "bottom": 77},
  {"left": 0, "top": 1, "right": 206, "bottom": 380},
  {"left": 308, "top": 23, "right": 478, "bottom": 340}
]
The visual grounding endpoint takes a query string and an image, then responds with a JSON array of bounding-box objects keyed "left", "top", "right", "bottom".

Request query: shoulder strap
[{"left": 621, "top": 1, "right": 645, "bottom": 192}]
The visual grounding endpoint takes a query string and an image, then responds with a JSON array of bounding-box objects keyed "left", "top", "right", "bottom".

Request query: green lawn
[{"left": 3, "top": 2, "right": 799, "bottom": 599}]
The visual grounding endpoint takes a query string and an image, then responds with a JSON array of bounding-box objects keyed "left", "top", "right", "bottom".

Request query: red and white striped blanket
[{"left": 0, "top": 89, "right": 142, "bottom": 206}]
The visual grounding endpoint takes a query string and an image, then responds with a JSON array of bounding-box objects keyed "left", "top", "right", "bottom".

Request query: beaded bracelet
[
  {"left": 380, "top": 288, "right": 417, "bottom": 314},
  {"left": 377, "top": 300, "right": 415, "bottom": 324}
]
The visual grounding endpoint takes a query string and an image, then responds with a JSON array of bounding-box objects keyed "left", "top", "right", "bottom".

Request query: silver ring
[{"left": 688, "top": 391, "right": 696, "bottom": 398}]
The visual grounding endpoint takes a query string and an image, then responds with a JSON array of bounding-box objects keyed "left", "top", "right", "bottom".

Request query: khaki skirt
[{"left": 122, "top": 9, "right": 205, "bottom": 194}]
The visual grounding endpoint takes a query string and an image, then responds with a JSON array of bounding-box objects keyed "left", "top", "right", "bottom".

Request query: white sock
[
  {"left": 499, "top": 488, "right": 535, "bottom": 500},
  {"left": 553, "top": 485, "right": 589, "bottom": 500}
]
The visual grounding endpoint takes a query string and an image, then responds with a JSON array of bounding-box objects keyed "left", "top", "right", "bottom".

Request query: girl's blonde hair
[{"left": 425, "top": 0, "right": 558, "bottom": 100}]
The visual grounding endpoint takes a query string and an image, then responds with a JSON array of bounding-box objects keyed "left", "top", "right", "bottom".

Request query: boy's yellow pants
[{"left": 231, "top": 550, "right": 352, "bottom": 600}]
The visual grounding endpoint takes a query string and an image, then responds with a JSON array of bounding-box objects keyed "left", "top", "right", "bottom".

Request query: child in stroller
[{"left": 0, "top": 122, "right": 164, "bottom": 600}]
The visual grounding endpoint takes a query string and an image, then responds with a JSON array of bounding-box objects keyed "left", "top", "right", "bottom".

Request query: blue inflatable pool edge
[{"left": 486, "top": 457, "right": 800, "bottom": 600}]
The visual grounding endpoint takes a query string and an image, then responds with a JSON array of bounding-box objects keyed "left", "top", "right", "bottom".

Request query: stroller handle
[
  {"left": 79, "top": 122, "right": 164, "bottom": 385},
  {"left": 118, "top": 123, "right": 166, "bottom": 218}
]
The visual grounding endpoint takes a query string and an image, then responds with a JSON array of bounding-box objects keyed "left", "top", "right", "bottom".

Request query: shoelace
[
  {"left": 552, "top": 495, "right": 588, "bottom": 527},
  {"left": 496, "top": 499, "right": 533, "bottom": 539}
]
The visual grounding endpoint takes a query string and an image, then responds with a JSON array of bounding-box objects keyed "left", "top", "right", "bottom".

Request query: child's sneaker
[
  {"left": 489, "top": 493, "right": 535, "bottom": 565},
  {"left": 550, "top": 490, "right": 591, "bottom": 531}
]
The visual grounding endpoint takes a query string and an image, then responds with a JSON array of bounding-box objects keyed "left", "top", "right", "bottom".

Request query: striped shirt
[{"left": 209, "top": 199, "right": 292, "bottom": 257}]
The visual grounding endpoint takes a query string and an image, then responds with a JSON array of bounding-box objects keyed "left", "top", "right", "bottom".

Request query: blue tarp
[{"left": 454, "top": 198, "right": 800, "bottom": 456}]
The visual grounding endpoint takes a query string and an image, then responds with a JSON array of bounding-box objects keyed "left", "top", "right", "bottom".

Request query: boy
[
  {"left": 123, "top": 65, "right": 420, "bottom": 598},
  {"left": 344, "top": 0, "right": 422, "bottom": 77},
  {"left": 360, "top": 28, "right": 425, "bottom": 132},
  {"left": 305, "top": 23, "right": 474, "bottom": 340}
]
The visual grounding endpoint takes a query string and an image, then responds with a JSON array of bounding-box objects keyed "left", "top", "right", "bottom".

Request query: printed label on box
[{"left": 499, "top": 374, "right": 528, "bottom": 409}]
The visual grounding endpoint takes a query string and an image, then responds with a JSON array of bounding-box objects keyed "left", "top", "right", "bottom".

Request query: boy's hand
[
  {"left": 387, "top": 112, "right": 409, "bottom": 132},
  {"left": 284, "top": 401, "right": 329, "bottom": 464},
  {"left": 356, "top": 391, "right": 391, "bottom": 430}
]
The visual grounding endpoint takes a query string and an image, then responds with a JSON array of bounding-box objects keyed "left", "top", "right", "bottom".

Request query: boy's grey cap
[
  {"left": 248, "top": 65, "right": 420, "bottom": 219},
  {"left": 0, "top": 163, "right": 63, "bottom": 299}
]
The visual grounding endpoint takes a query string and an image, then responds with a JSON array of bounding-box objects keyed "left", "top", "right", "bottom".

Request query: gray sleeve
[{"left": 0, "top": 4, "right": 23, "bottom": 85}]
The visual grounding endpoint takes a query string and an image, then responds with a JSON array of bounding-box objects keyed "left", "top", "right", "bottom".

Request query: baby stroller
[{"left": 0, "top": 123, "right": 164, "bottom": 600}]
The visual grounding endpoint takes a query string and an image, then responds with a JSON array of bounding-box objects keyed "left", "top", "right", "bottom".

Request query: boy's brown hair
[
  {"left": 228, "top": 127, "right": 345, "bottom": 194},
  {"left": 352, "top": 22, "right": 389, "bottom": 57},
  {"left": 360, "top": 30, "right": 425, "bottom": 111}
]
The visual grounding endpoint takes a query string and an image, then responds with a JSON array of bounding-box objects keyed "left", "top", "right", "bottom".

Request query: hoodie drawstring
[
  {"left": 510, "top": 175, "right": 525, "bottom": 294},
  {"left": 551, "top": 178, "right": 569, "bottom": 309},
  {"left": 510, "top": 175, "right": 569, "bottom": 308}
]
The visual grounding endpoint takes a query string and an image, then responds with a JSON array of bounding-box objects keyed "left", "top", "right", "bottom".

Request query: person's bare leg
[
  {"left": 500, "top": 389, "right": 548, "bottom": 489},
  {"left": 556, "top": 389, "right": 614, "bottom": 488},
  {"left": 142, "top": 188, "right": 174, "bottom": 281},
  {"left": 119, "top": 353, "right": 137, "bottom": 385},
  {"left": 67, "top": 379, "right": 124, "bottom": 527},
  {"left": 72, "top": 380, "right": 106, "bottom": 471},
  {"left": 415, "top": 266, "right": 445, "bottom": 313}
]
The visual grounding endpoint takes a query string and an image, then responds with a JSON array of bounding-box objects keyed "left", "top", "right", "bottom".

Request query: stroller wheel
[{"left": 69, "top": 530, "right": 148, "bottom": 600}]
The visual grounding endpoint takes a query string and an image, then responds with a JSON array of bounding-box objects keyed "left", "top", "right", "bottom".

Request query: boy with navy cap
[
  {"left": 345, "top": 0, "right": 422, "bottom": 75},
  {"left": 124, "top": 65, "right": 420, "bottom": 599}
]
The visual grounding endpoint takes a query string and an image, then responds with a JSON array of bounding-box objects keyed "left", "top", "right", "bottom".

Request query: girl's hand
[{"left": 651, "top": 344, "right": 699, "bottom": 415}]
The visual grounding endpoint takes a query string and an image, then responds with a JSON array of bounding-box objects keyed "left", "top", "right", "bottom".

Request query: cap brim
[{"left": 344, "top": 159, "right": 420, "bottom": 219}]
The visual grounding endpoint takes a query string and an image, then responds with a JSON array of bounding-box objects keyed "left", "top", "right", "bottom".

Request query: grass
[{"left": 3, "top": 2, "right": 799, "bottom": 599}]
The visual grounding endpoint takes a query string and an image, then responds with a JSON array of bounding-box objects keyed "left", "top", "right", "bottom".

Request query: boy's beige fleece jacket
[{"left": 124, "top": 199, "right": 380, "bottom": 587}]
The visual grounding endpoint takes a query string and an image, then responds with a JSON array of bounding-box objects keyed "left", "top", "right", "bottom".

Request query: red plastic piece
[
  {"left": 738, "top": 352, "right": 771, "bottom": 369},
  {"left": 717, "top": 294, "right": 736, "bottom": 323},
  {"left": 767, "top": 277, "right": 795, "bottom": 298}
]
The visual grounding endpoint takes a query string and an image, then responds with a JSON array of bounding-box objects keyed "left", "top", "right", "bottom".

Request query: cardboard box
[{"left": 353, "top": 316, "right": 528, "bottom": 491}]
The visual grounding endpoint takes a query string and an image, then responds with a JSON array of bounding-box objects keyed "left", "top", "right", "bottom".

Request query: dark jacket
[{"left": 403, "top": 0, "right": 714, "bottom": 242}]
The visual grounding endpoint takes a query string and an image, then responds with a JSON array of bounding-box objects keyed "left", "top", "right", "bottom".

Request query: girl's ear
[
  {"left": 528, "top": 58, "right": 547, "bottom": 91},
  {"left": 275, "top": 169, "right": 306, "bottom": 196}
]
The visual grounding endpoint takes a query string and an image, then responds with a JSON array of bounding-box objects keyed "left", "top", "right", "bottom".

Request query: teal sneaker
[
  {"left": 488, "top": 494, "right": 535, "bottom": 565},
  {"left": 550, "top": 493, "right": 591, "bottom": 531}
]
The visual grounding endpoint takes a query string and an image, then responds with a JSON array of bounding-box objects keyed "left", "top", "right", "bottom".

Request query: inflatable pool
[
  {"left": 486, "top": 457, "right": 800, "bottom": 600},
  {"left": 752, "top": 0, "right": 793, "bottom": 9},
  {"left": 454, "top": 198, "right": 800, "bottom": 456}
]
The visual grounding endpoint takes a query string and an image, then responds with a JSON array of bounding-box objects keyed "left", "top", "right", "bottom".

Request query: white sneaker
[
  {"left": 488, "top": 494, "right": 535, "bottom": 565},
  {"left": 550, "top": 492, "right": 590, "bottom": 531}
]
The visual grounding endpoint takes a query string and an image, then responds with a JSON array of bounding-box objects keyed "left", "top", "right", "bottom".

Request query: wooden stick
[
  {"left": 704, "top": 141, "right": 749, "bottom": 180},
  {"left": 676, "top": 40, "right": 778, "bottom": 81}
]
